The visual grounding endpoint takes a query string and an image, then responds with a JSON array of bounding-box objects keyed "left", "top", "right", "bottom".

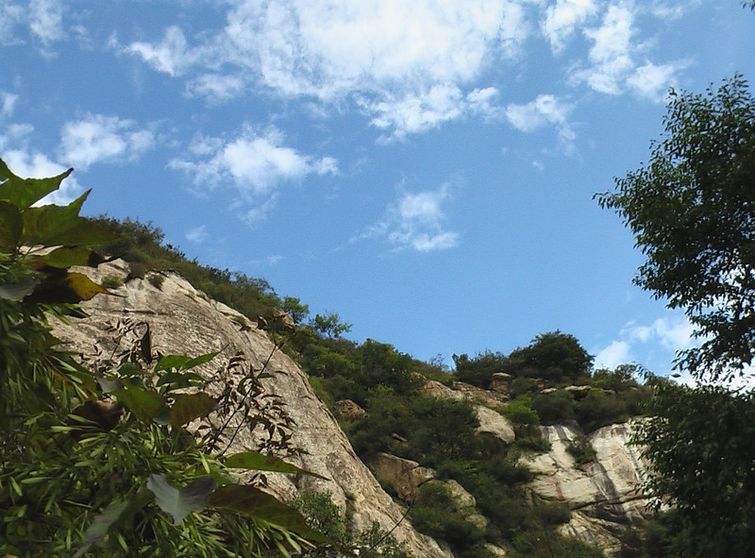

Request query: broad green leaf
[
  {"left": 0, "top": 277, "right": 38, "bottom": 301},
  {"left": 147, "top": 474, "right": 216, "bottom": 526},
  {"left": 224, "top": 451, "right": 329, "bottom": 480},
  {"left": 155, "top": 355, "right": 192, "bottom": 372},
  {"left": 0, "top": 160, "right": 73, "bottom": 208},
  {"left": 73, "top": 499, "right": 128, "bottom": 558},
  {"left": 117, "top": 362, "right": 142, "bottom": 376},
  {"left": 156, "top": 371, "right": 205, "bottom": 390},
  {"left": 209, "top": 485, "right": 327, "bottom": 542},
  {"left": 29, "top": 271, "right": 109, "bottom": 303},
  {"left": 20, "top": 190, "right": 91, "bottom": 245},
  {"left": 39, "top": 246, "right": 104, "bottom": 269},
  {"left": 0, "top": 200, "right": 21, "bottom": 251},
  {"left": 183, "top": 351, "right": 220, "bottom": 370},
  {"left": 50, "top": 219, "right": 120, "bottom": 247},
  {"left": 114, "top": 388, "right": 164, "bottom": 422},
  {"left": 169, "top": 392, "right": 217, "bottom": 427}
]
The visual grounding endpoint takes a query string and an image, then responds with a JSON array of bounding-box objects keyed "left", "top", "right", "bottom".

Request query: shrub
[
  {"left": 575, "top": 390, "right": 629, "bottom": 432},
  {"left": 101, "top": 274, "right": 123, "bottom": 289},
  {"left": 410, "top": 483, "right": 484, "bottom": 549},
  {"left": 147, "top": 272, "right": 165, "bottom": 289},
  {"left": 567, "top": 435, "right": 597, "bottom": 465},
  {"left": 507, "top": 331, "right": 594, "bottom": 384},
  {"left": 453, "top": 351, "right": 509, "bottom": 388},
  {"left": 533, "top": 391, "right": 576, "bottom": 425}
]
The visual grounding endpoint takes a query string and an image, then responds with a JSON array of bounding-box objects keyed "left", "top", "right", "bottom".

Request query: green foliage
[
  {"left": 0, "top": 161, "right": 329, "bottom": 557},
  {"left": 507, "top": 331, "right": 594, "bottom": 384},
  {"left": 310, "top": 312, "right": 352, "bottom": 338},
  {"left": 147, "top": 272, "right": 165, "bottom": 289},
  {"left": 409, "top": 483, "right": 484, "bottom": 550},
  {"left": 452, "top": 350, "right": 508, "bottom": 388},
  {"left": 596, "top": 75, "right": 755, "bottom": 382},
  {"left": 282, "top": 296, "right": 310, "bottom": 324},
  {"left": 100, "top": 274, "right": 124, "bottom": 289},
  {"left": 533, "top": 390, "right": 576, "bottom": 425},
  {"left": 632, "top": 380, "right": 755, "bottom": 557},
  {"left": 574, "top": 389, "right": 631, "bottom": 432},
  {"left": 567, "top": 435, "right": 597, "bottom": 466}
]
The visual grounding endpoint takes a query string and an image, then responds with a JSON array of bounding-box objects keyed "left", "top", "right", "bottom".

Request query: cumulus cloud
[
  {"left": 541, "top": 0, "right": 598, "bottom": 53},
  {"left": 59, "top": 114, "right": 155, "bottom": 169},
  {"left": 170, "top": 125, "right": 338, "bottom": 222},
  {"left": 594, "top": 340, "right": 632, "bottom": 370},
  {"left": 594, "top": 313, "right": 699, "bottom": 372},
  {"left": 571, "top": 4, "right": 682, "bottom": 99},
  {"left": 356, "top": 184, "right": 459, "bottom": 252},
  {"left": 505, "top": 94, "right": 575, "bottom": 144},
  {"left": 119, "top": 1, "right": 530, "bottom": 136},
  {"left": 1, "top": 148, "right": 83, "bottom": 205},
  {"left": 29, "top": 0, "right": 64, "bottom": 45}
]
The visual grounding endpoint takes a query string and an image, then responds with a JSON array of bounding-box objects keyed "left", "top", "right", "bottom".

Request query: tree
[
  {"left": 310, "top": 311, "right": 352, "bottom": 338},
  {"left": 507, "top": 331, "right": 594, "bottom": 383},
  {"left": 598, "top": 77, "right": 755, "bottom": 556},
  {"left": 596, "top": 76, "right": 755, "bottom": 383}
]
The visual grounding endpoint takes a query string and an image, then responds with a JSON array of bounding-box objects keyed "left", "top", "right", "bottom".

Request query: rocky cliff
[
  {"left": 52, "top": 261, "right": 445, "bottom": 558},
  {"left": 524, "top": 422, "right": 650, "bottom": 554}
]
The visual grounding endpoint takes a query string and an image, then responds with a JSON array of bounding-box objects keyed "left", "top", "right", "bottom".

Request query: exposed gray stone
[
  {"left": 475, "top": 405, "right": 515, "bottom": 444},
  {"left": 335, "top": 399, "right": 367, "bottom": 419},
  {"left": 52, "top": 261, "right": 446, "bottom": 558},
  {"left": 367, "top": 452, "right": 436, "bottom": 503}
]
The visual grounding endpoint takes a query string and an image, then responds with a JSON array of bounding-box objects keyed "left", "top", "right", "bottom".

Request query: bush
[
  {"left": 567, "top": 435, "right": 597, "bottom": 465},
  {"left": 533, "top": 391, "right": 576, "bottom": 425},
  {"left": 101, "top": 274, "right": 123, "bottom": 289},
  {"left": 507, "top": 331, "right": 594, "bottom": 384},
  {"left": 453, "top": 351, "right": 509, "bottom": 388},
  {"left": 147, "top": 272, "right": 165, "bottom": 289},
  {"left": 575, "top": 390, "right": 629, "bottom": 432},
  {"left": 410, "top": 483, "right": 484, "bottom": 549}
]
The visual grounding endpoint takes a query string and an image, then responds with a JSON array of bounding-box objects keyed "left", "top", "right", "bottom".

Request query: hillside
[{"left": 66, "top": 218, "right": 656, "bottom": 557}]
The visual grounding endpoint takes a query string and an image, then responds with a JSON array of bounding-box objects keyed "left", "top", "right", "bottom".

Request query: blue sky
[{"left": 1, "top": 0, "right": 753, "bottom": 377}]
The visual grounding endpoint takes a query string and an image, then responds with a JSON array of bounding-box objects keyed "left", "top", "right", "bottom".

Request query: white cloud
[
  {"left": 541, "top": 0, "right": 598, "bottom": 53},
  {"left": 125, "top": 26, "right": 196, "bottom": 77},
  {"left": 170, "top": 125, "right": 338, "bottom": 222},
  {"left": 120, "top": 1, "right": 529, "bottom": 136},
  {"left": 1, "top": 148, "right": 83, "bottom": 205},
  {"left": 595, "top": 340, "right": 632, "bottom": 369},
  {"left": 0, "top": 0, "right": 65, "bottom": 49},
  {"left": 626, "top": 61, "right": 680, "bottom": 102},
  {"left": 571, "top": 4, "right": 682, "bottom": 99},
  {"left": 595, "top": 313, "right": 699, "bottom": 372},
  {"left": 1, "top": 92, "right": 18, "bottom": 118},
  {"left": 59, "top": 114, "right": 155, "bottom": 169},
  {"left": 365, "top": 85, "right": 501, "bottom": 139},
  {"left": 185, "top": 225, "right": 209, "bottom": 243},
  {"left": 357, "top": 184, "right": 459, "bottom": 252},
  {"left": 29, "top": 0, "right": 64, "bottom": 45},
  {"left": 186, "top": 74, "right": 246, "bottom": 102},
  {"left": 505, "top": 94, "right": 575, "bottom": 144},
  {"left": 623, "top": 315, "right": 697, "bottom": 352}
]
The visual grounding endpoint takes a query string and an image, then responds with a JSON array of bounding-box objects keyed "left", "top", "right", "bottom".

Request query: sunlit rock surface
[
  {"left": 52, "top": 261, "right": 445, "bottom": 558},
  {"left": 524, "top": 422, "right": 650, "bottom": 553}
]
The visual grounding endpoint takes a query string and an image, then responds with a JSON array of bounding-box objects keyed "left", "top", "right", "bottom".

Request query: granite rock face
[
  {"left": 52, "top": 262, "right": 445, "bottom": 558},
  {"left": 523, "top": 422, "right": 650, "bottom": 553}
]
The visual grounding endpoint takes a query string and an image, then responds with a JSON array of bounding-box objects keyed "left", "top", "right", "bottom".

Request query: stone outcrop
[
  {"left": 474, "top": 405, "right": 515, "bottom": 444},
  {"left": 367, "top": 453, "right": 436, "bottom": 503},
  {"left": 52, "top": 261, "right": 445, "bottom": 558},
  {"left": 523, "top": 422, "right": 650, "bottom": 554},
  {"left": 489, "top": 372, "right": 511, "bottom": 396},
  {"left": 336, "top": 399, "right": 367, "bottom": 419}
]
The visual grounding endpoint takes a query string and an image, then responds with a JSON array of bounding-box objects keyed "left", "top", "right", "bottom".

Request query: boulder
[
  {"left": 483, "top": 543, "right": 508, "bottom": 557},
  {"left": 475, "top": 405, "right": 515, "bottom": 444},
  {"left": 489, "top": 372, "right": 511, "bottom": 395},
  {"left": 420, "top": 380, "right": 464, "bottom": 401},
  {"left": 368, "top": 452, "right": 436, "bottom": 503},
  {"left": 335, "top": 399, "right": 367, "bottom": 419}
]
